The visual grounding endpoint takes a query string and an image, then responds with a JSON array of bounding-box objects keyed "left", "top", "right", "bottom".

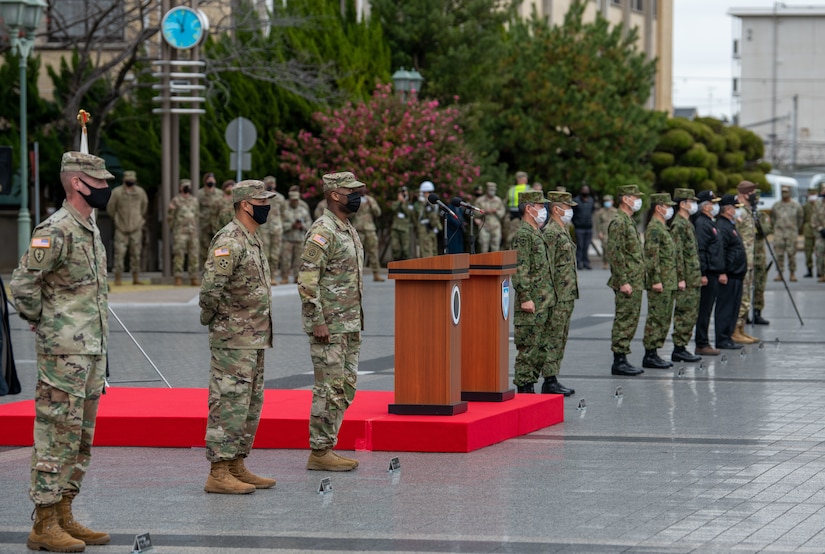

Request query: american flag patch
[
  {"left": 310, "top": 234, "right": 328, "bottom": 247},
  {"left": 214, "top": 247, "right": 230, "bottom": 257},
  {"left": 31, "top": 237, "right": 50, "bottom": 248}
]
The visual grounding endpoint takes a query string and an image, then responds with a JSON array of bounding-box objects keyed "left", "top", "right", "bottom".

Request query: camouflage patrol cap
[
  {"left": 603, "top": 194, "right": 614, "bottom": 201},
  {"left": 123, "top": 170, "right": 137, "bottom": 182},
  {"left": 322, "top": 171, "right": 366, "bottom": 192},
  {"left": 179, "top": 179, "right": 191, "bottom": 188},
  {"left": 288, "top": 190, "right": 300, "bottom": 199},
  {"left": 673, "top": 188, "right": 698, "bottom": 201},
  {"left": 546, "top": 191, "right": 577, "bottom": 206},
  {"left": 233, "top": 180, "right": 275, "bottom": 203},
  {"left": 263, "top": 175, "right": 276, "bottom": 185},
  {"left": 60, "top": 151, "right": 114, "bottom": 180},
  {"left": 519, "top": 191, "right": 549, "bottom": 204},
  {"left": 486, "top": 181, "right": 498, "bottom": 191},
  {"left": 650, "top": 192, "right": 676, "bottom": 206},
  {"left": 617, "top": 185, "right": 644, "bottom": 197}
]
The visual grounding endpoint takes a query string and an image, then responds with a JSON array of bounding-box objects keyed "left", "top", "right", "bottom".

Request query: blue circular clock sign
[{"left": 161, "top": 6, "right": 207, "bottom": 50}]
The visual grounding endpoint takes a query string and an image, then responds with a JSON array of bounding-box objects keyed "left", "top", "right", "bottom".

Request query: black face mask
[
  {"left": 747, "top": 193, "right": 757, "bottom": 207},
  {"left": 249, "top": 203, "right": 271, "bottom": 224},
  {"left": 125, "top": 181, "right": 135, "bottom": 187},
  {"left": 340, "top": 191, "right": 362, "bottom": 213},
  {"left": 182, "top": 186, "right": 191, "bottom": 194},
  {"left": 206, "top": 180, "right": 216, "bottom": 188},
  {"left": 79, "top": 178, "right": 112, "bottom": 209}
]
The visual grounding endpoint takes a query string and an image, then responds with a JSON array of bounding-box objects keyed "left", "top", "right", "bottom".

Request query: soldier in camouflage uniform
[
  {"left": 606, "top": 185, "right": 645, "bottom": 376},
  {"left": 752, "top": 206, "right": 772, "bottom": 323},
  {"left": 414, "top": 181, "right": 442, "bottom": 257},
  {"left": 352, "top": 190, "right": 385, "bottom": 281},
  {"left": 298, "top": 172, "right": 365, "bottom": 472},
  {"left": 669, "top": 188, "right": 703, "bottom": 362},
  {"left": 107, "top": 169, "right": 148, "bottom": 285},
  {"left": 770, "top": 185, "right": 803, "bottom": 281},
  {"left": 197, "top": 172, "right": 223, "bottom": 271},
  {"left": 803, "top": 190, "right": 817, "bottom": 277},
  {"left": 281, "top": 188, "right": 312, "bottom": 283},
  {"left": 540, "top": 191, "right": 578, "bottom": 396},
  {"left": 10, "top": 152, "right": 114, "bottom": 552},
  {"left": 256, "top": 176, "right": 285, "bottom": 285},
  {"left": 476, "top": 182, "right": 506, "bottom": 253},
  {"left": 213, "top": 180, "right": 236, "bottom": 231},
  {"left": 199, "top": 180, "right": 276, "bottom": 495},
  {"left": 813, "top": 184, "right": 825, "bottom": 282},
  {"left": 511, "top": 190, "right": 554, "bottom": 393},
  {"left": 594, "top": 194, "right": 617, "bottom": 269},
  {"left": 168, "top": 179, "right": 199, "bottom": 286},
  {"left": 641, "top": 193, "right": 678, "bottom": 369},
  {"left": 733, "top": 181, "right": 759, "bottom": 344},
  {"left": 390, "top": 186, "right": 415, "bottom": 261}
]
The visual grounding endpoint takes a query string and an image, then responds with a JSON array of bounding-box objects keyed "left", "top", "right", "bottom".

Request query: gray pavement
[{"left": 2, "top": 252, "right": 825, "bottom": 553}]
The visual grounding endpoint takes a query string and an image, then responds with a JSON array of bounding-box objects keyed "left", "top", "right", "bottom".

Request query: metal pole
[
  {"left": 16, "top": 46, "right": 31, "bottom": 259},
  {"left": 791, "top": 94, "right": 798, "bottom": 172},
  {"left": 236, "top": 120, "right": 243, "bottom": 183},
  {"left": 107, "top": 306, "right": 172, "bottom": 387},
  {"left": 161, "top": 0, "right": 172, "bottom": 277},
  {"left": 33, "top": 141, "right": 40, "bottom": 226},
  {"left": 771, "top": 2, "right": 779, "bottom": 165}
]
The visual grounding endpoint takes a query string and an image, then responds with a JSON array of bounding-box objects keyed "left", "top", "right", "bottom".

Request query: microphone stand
[
  {"left": 752, "top": 205, "right": 804, "bottom": 325},
  {"left": 441, "top": 209, "right": 449, "bottom": 255}
]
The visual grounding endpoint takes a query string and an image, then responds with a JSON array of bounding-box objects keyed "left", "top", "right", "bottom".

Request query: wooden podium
[
  {"left": 387, "top": 254, "right": 469, "bottom": 415},
  {"left": 461, "top": 251, "right": 517, "bottom": 402}
]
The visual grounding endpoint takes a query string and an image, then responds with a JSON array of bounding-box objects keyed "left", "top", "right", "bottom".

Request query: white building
[{"left": 730, "top": 5, "right": 825, "bottom": 169}]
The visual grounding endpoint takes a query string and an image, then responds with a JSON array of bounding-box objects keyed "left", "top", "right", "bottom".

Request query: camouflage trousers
[
  {"left": 772, "top": 232, "right": 797, "bottom": 273},
  {"left": 113, "top": 228, "right": 142, "bottom": 274},
  {"left": 172, "top": 230, "right": 198, "bottom": 278},
  {"left": 280, "top": 240, "right": 303, "bottom": 280},
  {"left": 817, "top": 236, "right": 825, "bottom": 277},
  {"left": 754, "top": 244, "right": 767, "bottom": 310},
  {"left": 805, "top": 234, "right": 815, "bottom": 271},
  {"left": 503, "top": 217, "right": 521, "bottom": 250},
  {"left": 30, "top": 355, "right": 105, "bottom": 506},
  {"left": 390, "top": 228, "right": 410, "bottom": 261},
  {"left": 419, "top": 230, "right": 438, "bottom": 258},
  {"left": 513, "top": 309, "right": 551, "bottom": 386},
  {"left": 205, "top": 348, "right": 265, "bottom": 462},
  {"left": 478, "top": 224, "right": 502, "bottom": 253},
  {"left": 258, "top": 227, "right": 283, "bottom": 277},
  {"left": 358, "top": 229, "right": 381, "bottom": 273},
  {"left": 671, "top": 286, "right": 699, "bottom": 348},
  {"left": 198, "top": 222, "right": 216, "bottom": 272},
  {"left": 309, "top": 332, "right": 360, "bottom": 451},
  {"left": 643, "top": 289, "right": 675, "bottom": 350},
  {"left": 545, "top": 301, "right": 574, "bottom": 377},
  {"left": 738, "top": 268, "right": 754, "bottom": 326},
  {"left": 611, "top": 288, "right": 642, "bottom": 354}
]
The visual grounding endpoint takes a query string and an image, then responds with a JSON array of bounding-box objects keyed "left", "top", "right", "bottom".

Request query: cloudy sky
[{"left": 672, "top": 0, "right": 801, "bottom": 120}]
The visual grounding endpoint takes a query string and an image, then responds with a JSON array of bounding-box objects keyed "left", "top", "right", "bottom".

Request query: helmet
[{"left": 419, "top": 181, "right": 435, "bottom": 193}]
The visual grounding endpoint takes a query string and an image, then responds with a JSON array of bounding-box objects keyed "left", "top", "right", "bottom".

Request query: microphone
[
  {"left": 428, "top": 193, "right": 459, "bottom": 220},
  {"left": 451, "top": 197, "right": 484, "bottom": 214}
]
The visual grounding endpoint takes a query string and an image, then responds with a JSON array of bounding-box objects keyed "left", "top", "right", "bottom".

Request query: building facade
[{"left": 730, "top": 6, "right": 825, "bottom": 169}]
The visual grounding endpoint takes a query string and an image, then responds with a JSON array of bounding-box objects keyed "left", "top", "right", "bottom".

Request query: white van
[{"left": 761, "top": 174, "right": 799, "bottom": 211}]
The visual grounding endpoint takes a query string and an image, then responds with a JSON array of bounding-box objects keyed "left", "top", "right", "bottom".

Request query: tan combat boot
[
  {"left": 190, "top": 277, "right": 200, "bottom": 286},
  {"left": 228, "top": 457, "right": 276, "bottom": 489},
  {"left": 27, "top": 504, "right": 86, "bottom": 553},
  {"left": 373, "top": 271, "right": 385, "bottom": 282},
  {"left": 790, "top": 272, "right": 797, "bottom": 282},
  {"left": 132, "top": 272, "right": 143, "bottom": 285},
  {"left": 56, "top": 493, "right": 110, "bottom": 545},
  {"left": 306, "top": 449, "right": 358, "bottom": 471},
  {"left": 114, "top": 272, "right": 122, "bottom": 287},
  {"left": 332, "top": 451, "right": 360, "bottom": 469},
  {"left": 732, "top": 324, "right": 757, "bottom": 344},
  {"left": 174, "top": 277, "right": 183, "bottom": 286},
  {"left": 279, "top": 277, "right": 289, "bottom": 285},
  {"left": 204, "top": 460, "right": 256, "bottom": 494}
]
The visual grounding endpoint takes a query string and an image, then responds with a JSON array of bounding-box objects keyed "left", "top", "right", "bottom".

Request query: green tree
[
  {"left": 652, "top": 116, "right": 769, "bottom": 195},
  {"left": 486, "top": 0, "right": 665, "bottom": 196}
]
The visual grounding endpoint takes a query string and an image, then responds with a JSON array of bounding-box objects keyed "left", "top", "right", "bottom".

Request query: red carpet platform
[{"left": 0, "top": 388, "right": 563, "bottom": 453}]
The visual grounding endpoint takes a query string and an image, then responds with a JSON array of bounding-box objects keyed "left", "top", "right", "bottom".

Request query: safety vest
[{"left": 507, "top": 183, "right": 529, "bottom": 210}]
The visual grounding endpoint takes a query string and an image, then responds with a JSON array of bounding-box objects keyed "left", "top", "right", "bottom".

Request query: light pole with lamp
[
  {"left": 391, "top": 67, "right": 423, "bottom": 102},
  {"left": 0, "top": 0, "right": 48, "bottom": 259}
]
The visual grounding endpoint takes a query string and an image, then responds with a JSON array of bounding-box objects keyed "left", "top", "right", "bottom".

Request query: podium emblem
[
  {"left": 501, "top": 279, "right": 510, "bottom": 320},
  {"left": 451, "top": 284, "right": 461, "bottom": 325}
]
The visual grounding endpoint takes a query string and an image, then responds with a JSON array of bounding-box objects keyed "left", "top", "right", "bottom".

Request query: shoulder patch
[
  {"left": 310, "top": 233, "right": 329, "bottom": 248},
  {"left": 27, "top": 233, "right": 55, "bottom": 270},
  {"left": 302, "top": 242, "right": 325, "bottom": 264},
  {"left": 214, "top": 247, "right": 230, "bottom": 257},
  {"left": 31, "top": 237, "right": 51, "bottom": 248}
]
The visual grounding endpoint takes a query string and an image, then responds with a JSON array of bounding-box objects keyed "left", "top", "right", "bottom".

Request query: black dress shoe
[
  {"left": 753, "top": 310, "right": 770, "bottom": 325},
  {"left": 556, "top": 380, "right": 575, "bottom": 395},
  {"left": 540, "top": 379, "right": 572, "bottom": 396},
  {"left": 804, "top": 270, "right": 813, "bottom": 278},
  {"left": 516, "top": 384, "right": 535, "bottom": 394},
  {"left": 717, "top": 341, "right": 743, "bottom": 350},
  {"left": 671, "top": 347, "right": 702, "bottom": 363}
]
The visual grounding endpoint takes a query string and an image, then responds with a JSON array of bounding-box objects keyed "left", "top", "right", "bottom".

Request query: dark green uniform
[
  {"left": 542, "top": 219, "right": 578, "bottom": 377},
  {"left": 643, "top": 218, "right": 678, "bottom": 350},
  {"left": 607, "top": 209, "right": 645, "bottom": 354},
  {"left": 670, "top": 214, "right": 701, "bottom": 348}
]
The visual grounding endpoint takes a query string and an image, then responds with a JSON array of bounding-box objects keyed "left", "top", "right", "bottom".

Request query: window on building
[
  {"left": 632, "top": 0, "right": 643, "bottom": 11},
  {"left": 733, "top": 39, "right": 739, "bottom": 57},
  {"left": 732, "top": 78, "right": 738, "bottom": 95},
  {"left": 612, "top": 0, "right": 622, "bottom": 6},
  {"left": 48, "top": 0, "right": 124, "bottom": 42}
]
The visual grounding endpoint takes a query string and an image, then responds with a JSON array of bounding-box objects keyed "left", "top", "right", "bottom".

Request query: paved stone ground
[{"left": 2, "top": 251, "right": 825, "bottom": 553}]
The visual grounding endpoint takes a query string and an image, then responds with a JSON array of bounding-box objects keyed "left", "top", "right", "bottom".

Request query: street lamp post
[
  {"left": 391, "top": 68, "right": 424, "bottom": 103},
  {"left": 0, "top": 0, "right": 48, "bottom": 259}
]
